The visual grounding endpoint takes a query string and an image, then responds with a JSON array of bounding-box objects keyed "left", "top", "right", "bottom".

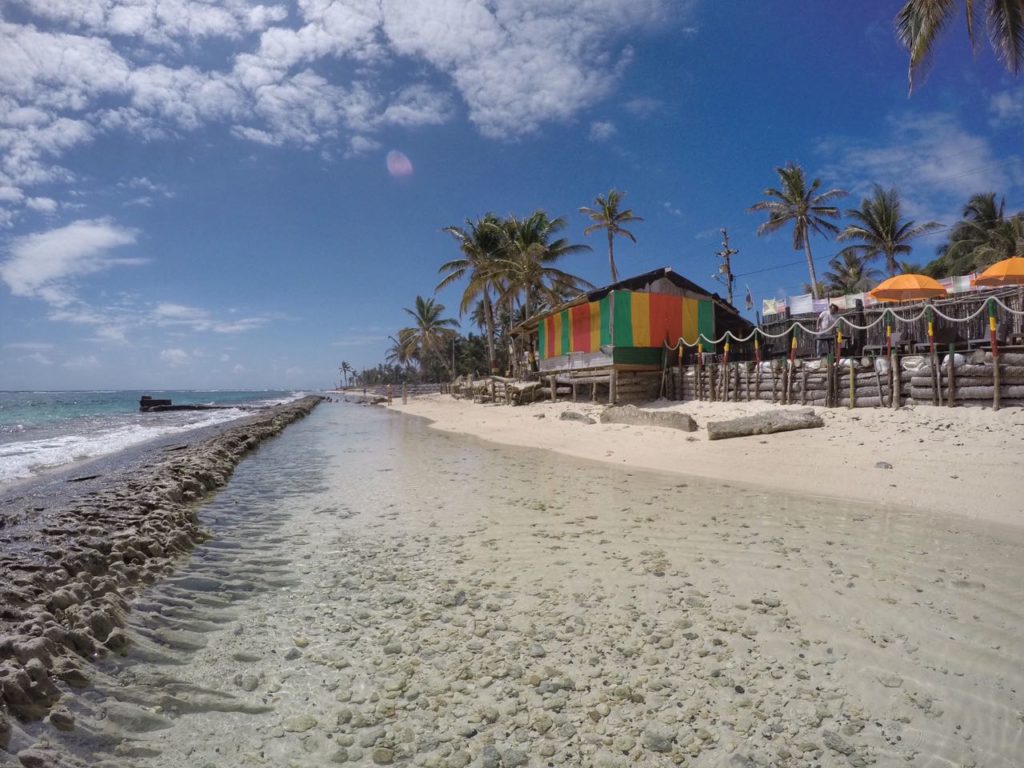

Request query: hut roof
[{"left": 513, "top": 266, "right": 745, "bottom": 335}]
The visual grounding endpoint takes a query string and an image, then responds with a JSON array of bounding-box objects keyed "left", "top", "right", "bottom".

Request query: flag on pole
[{"left": 744, "top": 285, "right": 754, "bottom": 311}]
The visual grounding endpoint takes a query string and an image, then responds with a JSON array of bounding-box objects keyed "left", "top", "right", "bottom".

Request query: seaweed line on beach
[{"left": 0, "top": 395, "right": 323, "bottom": 749}]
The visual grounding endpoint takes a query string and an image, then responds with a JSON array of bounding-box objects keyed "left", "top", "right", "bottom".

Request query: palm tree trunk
[
  {"left": 483, "top": 290, "right": 498, "bottom": 374},
  {"left": 886, "top": 250, "right": 897, "bottom": 277},
  {"left": 803, "top": 239, "right": 820, "bottom": 300},
  {"left": 607, "top": 230, "right": 618, "bottom": 283}
]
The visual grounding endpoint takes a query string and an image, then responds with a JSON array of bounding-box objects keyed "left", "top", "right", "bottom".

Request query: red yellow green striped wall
[{"left": 536, "top": 290, "right": 714, "bottom": 359}]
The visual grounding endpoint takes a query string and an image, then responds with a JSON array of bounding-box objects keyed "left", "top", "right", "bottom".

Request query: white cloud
[
  {"left": 990, "top": 87, "right": 1024, "bottom": 128},
  {"left": 26, "top": 351, "right": 55, "bottom": 365},
  {"left": 63, "top": 354, "right": 100, "bottom": 369},
  {"left": 153, "top": 301, "right": 270, "bottom": 333},
  {"left": 623, "top": 96, "right": 661, "bottom": 117},
  {"left": 589, "top": 120, "right": 617, "bottom": 141},
  {"left": 18, "top": 0, "right": 288, "bottom": 47},
  {"left": 160, "top": 348, "right": 190, "bottom": 366},
  {"left": 26, "top": 197, "right": 58, "bottom": 213},
  {"left": 346, "top": 135, "right": 381, "bottom": 157},
  {"left": 817, "top": 111, "right": 1023, "bottom": 225},
  {"left": 0, "top": 218, "right": 140, "bottom": 303},
  {"left": 1, "top": 0, "right": 688, "bottom": 220},
  {"left": 4, "top": 341, "right": 55, "bottom": 351}
]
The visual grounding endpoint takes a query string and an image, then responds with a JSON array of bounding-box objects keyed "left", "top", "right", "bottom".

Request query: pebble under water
[{"left": 19, "top": 401, "right": 1024, "bottom": 767}]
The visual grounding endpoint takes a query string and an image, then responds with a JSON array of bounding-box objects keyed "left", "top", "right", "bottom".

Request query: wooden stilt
[
  {"left": 891, "top": 349, "right": 901, "bottom": 408},
  {"left": 848, "top": 360, "right": 855, "bottom": 409},
  {"left": 874, "top": 363, "right": 886, "bottom": 408},
  {"left": 946, "top": 345, "right": 956, "bottom": 407}
]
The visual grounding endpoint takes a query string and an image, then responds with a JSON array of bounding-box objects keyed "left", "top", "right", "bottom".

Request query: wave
[{"left": 0, "top": 407, "right": 253, "bottom": 485}]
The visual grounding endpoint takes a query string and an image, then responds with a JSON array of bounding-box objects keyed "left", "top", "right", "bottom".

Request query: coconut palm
[
  {"left": 897, "top": 0, "right": 1024, "bottom": 91},
  {"left": 385, "top": 329, "right": 417, "bottom": 372},
  {"left": 749, "top": 163, "right": 847, "bottom": 300},
  {"left": 926, "top": 193, "right": 1022, "bottom": 276},
  {"left": 580, "top": 189, "right": 644, "bottom": 283},
  {"left": 338, "top": 360, "right": 353, "bottom": 388},
  {"left": 438, "top": 214, "right": 505, "bottom": 373},
  {"left": 496, "top": 211, "right": 593, "bottom": 321},
  {"left": 836, "top": 185, "right": 942, "bottom": 277},
  {"left": 823, "top": 252, "right": 883, "bottom": 295},
  {"left": 401, "top": 296, "right": 460, "bottom": 378}
]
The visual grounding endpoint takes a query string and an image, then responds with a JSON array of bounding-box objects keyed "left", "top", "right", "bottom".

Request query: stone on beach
[
  {"left": 600, "top": 404, "right": 697, "bottom": 431},
  {"left": 706, "top": 407, "right": 824, "bottom": 440},
  {"left": 559, "top": 410, "right": 596, "bottom": 425}
]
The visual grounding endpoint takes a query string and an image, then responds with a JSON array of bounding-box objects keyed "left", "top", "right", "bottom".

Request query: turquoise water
[{"left": 0, "top": 389, "right": 301, "bottom": 484}]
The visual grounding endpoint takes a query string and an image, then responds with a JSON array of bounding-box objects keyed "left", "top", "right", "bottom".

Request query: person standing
[{"left": 816, "top": 303, "right": 838, "bottom": 355}]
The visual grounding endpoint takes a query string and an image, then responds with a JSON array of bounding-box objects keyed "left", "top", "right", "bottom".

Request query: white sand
[{"left": 391, "top": 395, "right": 1024, "bottom": 528}]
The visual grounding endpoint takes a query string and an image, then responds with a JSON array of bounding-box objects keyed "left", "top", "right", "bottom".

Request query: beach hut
[{"left": 515, "top": 267, "right": 753, "bottom": 402}]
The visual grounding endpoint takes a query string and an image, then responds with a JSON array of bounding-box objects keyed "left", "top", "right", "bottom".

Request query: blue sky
[{"left": 1, "top": 1, "right": 1021, "bottom": 390}]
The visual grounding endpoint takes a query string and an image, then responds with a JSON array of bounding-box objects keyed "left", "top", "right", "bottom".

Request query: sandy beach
[
  {"left": 390, "top": 395, "right": 1024, "bottom": 528},
  {"left": 3, "top": 399, "right": 1023, "bottom": 767}
]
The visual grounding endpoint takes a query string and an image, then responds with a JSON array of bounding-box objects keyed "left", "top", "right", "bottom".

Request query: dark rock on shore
[{"left": 0, "top": 396, "right": 322, "bottom": 741}]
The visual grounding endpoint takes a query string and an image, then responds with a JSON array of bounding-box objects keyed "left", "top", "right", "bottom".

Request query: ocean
[{"left": 0, "top": 389, "right": 303, "bottom": 486}]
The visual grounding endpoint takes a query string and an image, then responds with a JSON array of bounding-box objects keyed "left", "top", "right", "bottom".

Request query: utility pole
[{"left": 715, "top": 227, "right": 738, "bottom": 306}]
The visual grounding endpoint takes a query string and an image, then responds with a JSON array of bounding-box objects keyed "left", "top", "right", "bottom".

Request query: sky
[{"left": 0, "top": 1, "right": 1021, "bottom": 390}]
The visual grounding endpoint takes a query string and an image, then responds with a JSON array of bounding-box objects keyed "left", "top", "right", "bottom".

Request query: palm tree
[
  {"left": 438, "top": 214, "right": 505, "bottom": 374},
  {"left": 338, "top": 361, "right": 352, "bottom": 388},
  {"left": 822, "top": 252, "right": 883, "bottom": 295},
  {"left": 926, "top": 193, "right": 1022, "bottom": 276},
  {"left": 749, "top": 163, "right": 847, "bottom": 300},
  {"left": 402, "top": 296, "right": 459, "bottom": 379},
  {"left": 836, "top": 185, "right": 942, "bottom": 277},
  {"left": 897, "top": 0, "right": 1024, "bottom": 91},
  {"left": 496, "top": 211, "right": 592, "bottom": 321},
  {"left": 386, "top": 329, "right": 418, "bottom": 379},
  {"left": 580, "top": 189, "right": 644, "bottom": 283}
]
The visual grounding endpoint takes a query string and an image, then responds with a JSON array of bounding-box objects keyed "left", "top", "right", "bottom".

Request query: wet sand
[{"left": 7, "top": 402, "right": 1021, "bottom": 767}]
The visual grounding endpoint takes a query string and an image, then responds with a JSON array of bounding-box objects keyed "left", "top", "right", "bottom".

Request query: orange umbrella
[
  {"left": 868, "top": 273, "right": 948, "bottom": 303},
  {"left": 974, "top": 256, "right": 1024, "bottom": 287}
]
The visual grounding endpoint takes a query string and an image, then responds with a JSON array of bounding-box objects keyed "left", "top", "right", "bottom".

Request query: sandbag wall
[
  {"left": 669, "top": 351, "right": 1024, "bottom": 408},
  {"left": 905, "top": 351, "right": 1024, "bottom": 407}
]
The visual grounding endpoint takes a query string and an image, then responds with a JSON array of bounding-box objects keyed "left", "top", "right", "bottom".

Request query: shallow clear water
[
  {"left": 24, "top": 402, "right": 1024, "bottom": 767},
  {"left": 0, "top": 390, "right": 301, "bottom": 484}
]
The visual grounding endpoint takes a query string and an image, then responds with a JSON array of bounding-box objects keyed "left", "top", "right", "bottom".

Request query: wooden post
[
  {"left": 734, "top": 364, "right": 741, "bottom": 402},
  {"left": 946, "top": 344, "right": 956, "bottom": 407},
  {"left": 824, "top": 354, "right": 832, "bottom": 408},
  {"left": 848, "top": 361, "right": 855, "bottom": 409},
  {"left": 771, "top": 362, "right": 778, "bottom": 404},
  {"left": 696, "top": 344, "right": 704, "bottom": 401},
  {"left": 989, "top": 298, "right": 1001, "bottom": 411},
  {"left": 874, "top": 363, "right": 886, "bottom": 409},
  {"left": 927, "top": 306, "right": 939, "bottom": 406},
  {"left": 886, "top": 312, "right": 900, "bottom": 409},
  {"left": 549, "top": 374, "right": 556, "bottom": 402},
  {"left": 609, "top": 369, "right": 618, "bottom": 405},
  {"left": 721, "top": 341, "right": 730, "bottom": 401},
  {"left": 801, "top": 365, "right": 808, "bottom": 405}
]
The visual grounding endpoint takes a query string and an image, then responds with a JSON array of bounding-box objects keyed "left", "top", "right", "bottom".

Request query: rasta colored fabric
[{"left": 537, "top": 291, "right": 714, "bottom": 359}]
